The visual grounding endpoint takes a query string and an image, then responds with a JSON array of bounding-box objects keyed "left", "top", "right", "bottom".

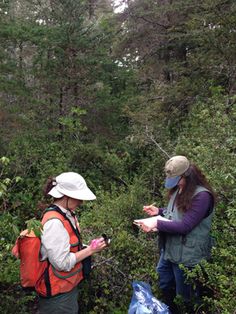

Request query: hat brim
[
  {"left": 48, "top": 187, "right": 64, "bottom": 198},
  {"left": 165, "top": 176, "right": 181, "bottom": 189},
  {"left": 48, "top": 186, "right": 96, "bottom": 201}
]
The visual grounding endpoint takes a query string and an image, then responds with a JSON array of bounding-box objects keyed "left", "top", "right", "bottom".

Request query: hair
[
  {"left": 37, "top": 177, "right": 57, "bottom": 211},
  {"left": 168, "top": 164, "right": 216, "bottom": 212},
  {"left": 43, "top": 176, "right": 57, "bottom": 197}
]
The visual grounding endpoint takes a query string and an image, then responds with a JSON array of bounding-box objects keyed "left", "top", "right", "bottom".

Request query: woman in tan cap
[
  {"left": 37, "top": 172, "right": 107, "bottom": 314},
  {"left": 141, "top": 156, "right": 216, "bottom": 312}
]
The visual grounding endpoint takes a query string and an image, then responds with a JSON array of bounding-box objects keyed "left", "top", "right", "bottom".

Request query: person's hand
[
  {"left": 89, "top": 237, "right": 107, "bottom": 253},
  {"left": 143, "top": 204, "right": 159, "bottom": 216},
  {"left": 137, "top": 222, "right": 157, "bottom": 233}
]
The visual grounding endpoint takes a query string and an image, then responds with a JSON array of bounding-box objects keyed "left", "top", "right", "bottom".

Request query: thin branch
[
  {"left": 127, "top": 10, "right": 169, "bottom": 30},
  {"left": 92, "top": 256, "right": 128, "bottom": 278},
  {"left": 145, "top": 126, "right": 171, "bottom": 159},
  {"left": 92, "top": 256, "right": 115, "bottom": 269}
]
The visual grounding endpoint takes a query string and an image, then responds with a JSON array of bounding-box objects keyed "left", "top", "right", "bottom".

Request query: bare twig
[
  {"left": 145, "top": 126, "right": 171, "bottom": 159},
  {"left": 92, "top": 256, "right": 115, "bottom": 269},
  {"left": 92, "top": 256, "right": 129, "bottom": 278}
]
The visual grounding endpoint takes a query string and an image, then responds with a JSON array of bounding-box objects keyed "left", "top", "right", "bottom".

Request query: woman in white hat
[
  {"left": 37, "top": 172, "right": 107, "bottom": 314},
  {"left": 140, "top": 156, "right": 216, "bottom": 312}
]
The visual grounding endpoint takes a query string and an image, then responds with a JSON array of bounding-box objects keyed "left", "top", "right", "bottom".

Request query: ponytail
[
  {"left": 37, "top": 177, "right": 56, "bottom": 212},
  {"left": 43, "top": 177, "right": 56, "bottom": 197}
]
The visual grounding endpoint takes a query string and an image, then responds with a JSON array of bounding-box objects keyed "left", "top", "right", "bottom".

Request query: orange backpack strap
[{"left": 41, "top": 210, "right": 66, "bottom": 226}]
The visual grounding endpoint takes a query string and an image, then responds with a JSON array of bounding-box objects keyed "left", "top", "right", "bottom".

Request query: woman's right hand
[{"left": 143, "top": 205, "right": 159, "bottom": 216}]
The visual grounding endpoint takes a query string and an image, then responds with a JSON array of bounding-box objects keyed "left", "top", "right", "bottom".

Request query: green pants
[{"left": 38, "top": 286, "right": 79, "bottom": 314}]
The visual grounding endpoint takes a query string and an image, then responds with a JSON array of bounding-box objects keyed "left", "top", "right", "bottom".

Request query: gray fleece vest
[{"left": 163, "top": 186, "right": 214, "bottom": 267}]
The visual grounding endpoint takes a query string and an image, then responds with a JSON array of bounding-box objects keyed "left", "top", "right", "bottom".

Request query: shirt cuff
[{"left": 69, "top": 252, "right": 77, "bottom": 269}]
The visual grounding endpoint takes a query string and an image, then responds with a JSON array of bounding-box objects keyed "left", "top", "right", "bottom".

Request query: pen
[{"left": 148, "top": 202, "right": 156, "bottom": 207}]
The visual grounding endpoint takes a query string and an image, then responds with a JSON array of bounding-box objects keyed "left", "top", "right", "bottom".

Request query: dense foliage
[{"left": 0, "top": 0, "right": 236, "bottom": 313}]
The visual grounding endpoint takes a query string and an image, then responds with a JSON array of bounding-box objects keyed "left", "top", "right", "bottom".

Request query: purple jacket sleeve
[
  {"left": 159, "top": 208, "right": 165, "bottom": 215},
  {"left": 157, "top": 191, "right": 214, "bottom": 235}
]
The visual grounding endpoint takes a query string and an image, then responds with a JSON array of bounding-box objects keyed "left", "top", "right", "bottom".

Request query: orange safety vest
[{"left": 36, "top": 208, "right": 84, "bottom": 297}]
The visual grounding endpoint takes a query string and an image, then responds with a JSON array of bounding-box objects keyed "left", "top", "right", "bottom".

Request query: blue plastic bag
[{"left": 128, "top": 281, "right": 170, "bottom": 314}]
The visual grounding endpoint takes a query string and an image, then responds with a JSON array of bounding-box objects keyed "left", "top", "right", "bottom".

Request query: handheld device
[{"left": 102, "top": 233, "right": 111, "bottom": 245}]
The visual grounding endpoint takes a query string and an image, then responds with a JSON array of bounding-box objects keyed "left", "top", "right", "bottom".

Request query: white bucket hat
[{"left": 48, "top": 172, "right": 96, "bottom": 200}]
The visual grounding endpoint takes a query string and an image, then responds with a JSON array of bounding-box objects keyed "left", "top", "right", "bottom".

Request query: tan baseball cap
[{"left": 164, "top": 156, "right": 190, "bottom": 188}]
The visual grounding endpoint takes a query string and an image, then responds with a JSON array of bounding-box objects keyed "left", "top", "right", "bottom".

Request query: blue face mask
[{"left": 164, "top": 176, "right": 181, "bottom": 189}]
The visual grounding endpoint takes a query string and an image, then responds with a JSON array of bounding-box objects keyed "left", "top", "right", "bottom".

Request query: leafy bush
[
  {"left": 78, "top": 179, "right": 159, "bottom": 313},
  {"left": 173, "top": 90, "right": 236, "bottom": 313},
  {"left": 0, "top": 157, "right": 37, "bottom": 313}
]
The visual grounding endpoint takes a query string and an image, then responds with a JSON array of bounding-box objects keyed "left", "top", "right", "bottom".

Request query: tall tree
[{"left": 114, "top": 0, "right": 236, "bottom": 137}]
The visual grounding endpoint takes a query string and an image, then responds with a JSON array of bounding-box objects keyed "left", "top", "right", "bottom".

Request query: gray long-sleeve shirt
[{"left": 157, "top": 191, "right": 214, "bottom": 235}]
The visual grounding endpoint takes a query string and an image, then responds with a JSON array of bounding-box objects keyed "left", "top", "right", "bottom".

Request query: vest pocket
[
  {"left": 164, "top": 236, "right": 182, "bottom": 263},
  {"left": 182, "top": 238, "right": 209, "bottom": 266}
]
